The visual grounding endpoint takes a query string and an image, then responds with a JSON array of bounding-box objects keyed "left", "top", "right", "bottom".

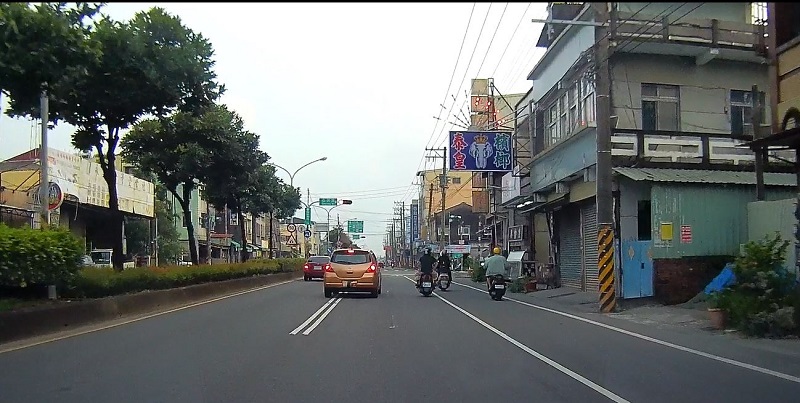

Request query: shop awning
[
  {"left": 613, "top": 167, "right": 796, "bottom": 187},
  {"left": 229, "top": 240, "right": 241, "bottom": 249}
]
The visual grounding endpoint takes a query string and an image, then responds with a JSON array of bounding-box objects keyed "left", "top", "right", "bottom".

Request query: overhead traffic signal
[{"left": 341, "top": 199, "right": 353, "bottom": 205}]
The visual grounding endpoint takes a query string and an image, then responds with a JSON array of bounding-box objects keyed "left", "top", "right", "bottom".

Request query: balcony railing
[
  {"left": 611, "top": 129, "right": 795, "bottom": 166},
  {"left": 614, "top": 12, "right": 766, "bottom": 53}
]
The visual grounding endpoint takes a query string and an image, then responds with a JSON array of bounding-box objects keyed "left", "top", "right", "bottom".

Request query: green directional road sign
[
  {"left": 352, "top": 234, "right": 361, "bottom": 240},
  {"left": 304, "top": 207, "right": 312, "bottom": 226},
  {"left": 347, "top": 220, "right": 364, "bottom": 233},
  {"left": 319, "top": 198, "right": 337, "bottom": 206}
]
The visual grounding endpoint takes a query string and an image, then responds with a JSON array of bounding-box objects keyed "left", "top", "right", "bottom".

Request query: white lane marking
[
  {"left": 302, "top": 297, "right": 343, "bottom": 336},
  {"left": 0, "top": 278, "right": 298, "bottom": 355},
  {"left": 403, "top": 276, "right": 628, "bottom": 402},
  {"left": 289, "top": 297, "right": 339, "bottom": 335},
  {"left": 452, "top": 281, "right": 800, "bottom": 385}
]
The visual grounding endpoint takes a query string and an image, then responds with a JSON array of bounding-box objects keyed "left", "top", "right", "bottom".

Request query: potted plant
[
  {"left": 706, "top": 292, "right": 727, "bottom": 330},
  {"left": 523, "top": 275, "right": 537, "bottom": 293}
]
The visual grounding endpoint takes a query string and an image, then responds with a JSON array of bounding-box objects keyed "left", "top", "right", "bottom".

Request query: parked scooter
[{"left": 487, "top": 274, "right": 507, "bottom": 301}]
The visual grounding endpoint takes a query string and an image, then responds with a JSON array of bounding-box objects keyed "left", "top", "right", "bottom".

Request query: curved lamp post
[{"left": 269, "top": 157, "right": 328, "bottom": 188}]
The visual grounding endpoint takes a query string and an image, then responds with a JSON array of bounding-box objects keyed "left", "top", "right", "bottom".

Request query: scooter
[
  {"left": 418, "top": 272, "right": 434, "bottom": 297},
  {"left": 487, "top": 274, "right": 507, "bottom": 301},
  {"left": 437, "top": 271, "right": 451, "bottom": 291}
]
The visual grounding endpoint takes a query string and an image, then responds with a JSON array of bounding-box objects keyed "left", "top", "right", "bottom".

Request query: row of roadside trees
[{"left": 0, "top": 3, "right": 301, "bottom": 269}]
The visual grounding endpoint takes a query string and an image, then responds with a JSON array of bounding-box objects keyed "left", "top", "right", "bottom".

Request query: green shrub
[
  {"left": 717, "top": 232, "right": 798, "bottom": 337},
  {"left": 0, "top": 224, "right": 84, "bottom": 288},
  {"left": 470, "top": 259, "right": 486, "bottom": 283},
  {"left": 67, "top": 258, "right": 305, "bottom": 298}
]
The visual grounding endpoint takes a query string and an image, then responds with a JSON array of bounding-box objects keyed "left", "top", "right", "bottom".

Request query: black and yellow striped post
[{"left": 598, "top": 224, "right": 616, "bottom": 313}]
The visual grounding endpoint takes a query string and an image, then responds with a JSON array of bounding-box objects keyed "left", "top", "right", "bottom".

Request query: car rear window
[
  {"left": 308, "top": 256, "right": 330, "bottom": 264},
  {"left": 331, "top": 250, "right": 371, "bottom": 264}
]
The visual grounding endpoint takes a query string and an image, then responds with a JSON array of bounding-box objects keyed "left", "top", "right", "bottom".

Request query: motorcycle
[
  {"left": 487, "top": 274, "right": 507, "bottom": 301},
  {"left": 437, "top": 271, "right": 451, "bottom": 291},
  {"left": 418, "top": 272, "right": 434, "bottom": 297}
]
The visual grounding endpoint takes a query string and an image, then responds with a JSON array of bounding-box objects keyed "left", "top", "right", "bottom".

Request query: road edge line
[{"left": 290, "top": 297, "right": 338, "bottom": 335}]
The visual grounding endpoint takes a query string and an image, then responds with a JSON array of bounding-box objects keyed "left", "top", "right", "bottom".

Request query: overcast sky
[{"left": 0, "top": 2, "right": 547, "bottom": 256}]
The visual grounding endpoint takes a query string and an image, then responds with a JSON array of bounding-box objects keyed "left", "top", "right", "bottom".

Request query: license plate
[
  {"left": 422, "top": 282, "right": 432, "bottom": 287},
  {"left": 313, "top": 267, "right": 322, "bottom": 270},
  {"left": 342, "top": 281, "right": 348, "bottom": 287},
  {"left": 494, "top": 284, "right": 505, "bottom": 289}
]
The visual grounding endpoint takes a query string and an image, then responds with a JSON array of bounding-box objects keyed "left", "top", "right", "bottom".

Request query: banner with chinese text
[{"left": 449, "top": 131, "right": 514, "bottom": 172}]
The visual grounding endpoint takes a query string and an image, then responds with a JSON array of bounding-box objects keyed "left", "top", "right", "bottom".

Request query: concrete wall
[
  {"left": 611, "top": 53, "right": 770, "bottom": 133},
  {"left": 529, "top": 128, "right": 597, "bottom": 192},
  {"left": 531, "top": 24, "right": 596, "bottom": 102},
  {"left": 747, "top": 198, "right": 798, "bottom": 272},
  {"left": 617, "top": 178, "right": 651, "bottom": 242},
  {"left": 617, "top": 3, "right": 751, "bottom": 23}
]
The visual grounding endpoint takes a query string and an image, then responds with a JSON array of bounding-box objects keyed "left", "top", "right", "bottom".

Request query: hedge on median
[
  {"left": 0, "top": 224, "right": 84, "bottom": 289},
  {"left": 67, "top": 258, "right": 306, "bottom": 298}
]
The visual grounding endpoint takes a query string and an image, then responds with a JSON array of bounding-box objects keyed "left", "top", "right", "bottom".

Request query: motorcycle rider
[
  {"left": 484, "top": 246, "right": 511, "bottom": 290},
  {"left": 436, "top": 250, "right": 452, "bottom": 283},
  {"left": 417, "top": 248, "right": 436, "bottom": 288}
]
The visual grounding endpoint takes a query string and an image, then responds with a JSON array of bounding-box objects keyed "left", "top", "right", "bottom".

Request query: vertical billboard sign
[
  {"left": 449, "top": 131, "right": 514, "bottom": 172},
  {"left": 410, "top": 202, "right": 420, "bottom": 243}
]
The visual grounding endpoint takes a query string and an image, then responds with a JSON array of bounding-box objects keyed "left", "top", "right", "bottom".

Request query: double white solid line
[{"left": 290, "top": 297, "right": 343, "bottom": 336}]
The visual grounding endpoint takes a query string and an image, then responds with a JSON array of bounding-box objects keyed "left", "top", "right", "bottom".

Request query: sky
[{"left": 0, "top": 2, "right": 548, "bottom": 256}]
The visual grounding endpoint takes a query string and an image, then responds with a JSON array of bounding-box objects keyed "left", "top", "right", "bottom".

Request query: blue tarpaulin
[{"left": 704, "top": 263, "right": 737, "bottom": 295}]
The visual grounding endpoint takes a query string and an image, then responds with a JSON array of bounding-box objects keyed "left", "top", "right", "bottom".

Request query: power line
[
  {"left": 429, "top": 3, "right": 493, "bottom": 152},
  {"left": 309, "top": 185, "right": 411, "bottom": 196},
  {"left": 412, "top": 3, "right": 478, "bottom": 186},
  {"left": 491, "top": 2, "right": 533, "bottom": 78},
  {"left": 475, "top": 2, "right": 509, "bottom": 78}
]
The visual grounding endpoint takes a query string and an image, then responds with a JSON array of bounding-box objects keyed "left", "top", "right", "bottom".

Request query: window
[
  {"left": 308, "top": 256, "right": 330, "bottom": 264},
  {"left": 730, "top": 89, "right": 766, "bottom": 136},
  {"left": 547, "top": 103, "right": 559, "bottom": 146},
  {"left": 451, "top": 177, "right": 461, "bottom": 185},
  {"left": 637, "top": 200, "right": 652, "bottom": 241},
  {"left": 559, "top": 94, "right": 568, "bottom": 140},
  {"left": 331, "top": 250, "right": 370, "bottom": 264},
  {"left": 581, "top": 77, "right": 596, "bottom": 125},
  {"left": 200, "top": 213, "right": 208, "bottom": 229},
  {"left": 568, "top": 82, "right": 579, "bottom": 133},
  {"left": 641, "top": 84, "right": 679, "bottom": 131}
]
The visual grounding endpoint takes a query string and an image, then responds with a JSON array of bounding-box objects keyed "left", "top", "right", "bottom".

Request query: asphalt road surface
[{"left": 2, "top": 268, "right": 800, "bottom": 403}]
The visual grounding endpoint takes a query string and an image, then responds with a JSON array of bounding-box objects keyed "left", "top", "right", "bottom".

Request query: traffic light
[{"left": 342, "top": 199, "right": 353, "bottom": 205}]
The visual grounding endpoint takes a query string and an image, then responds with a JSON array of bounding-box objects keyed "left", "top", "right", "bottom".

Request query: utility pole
[
  {"left": 38, "top": 89, "right": 50, "bottom": 227},
  {"left": 205, "top": 191, "right": 211, "bottom": 264},
  {"left": 427, "top": 183, "right": 434, "bottom": 242},
  {"left": 593, "top": 2, "right": 616, "bottom": 314},
  {"left": 425, "top": 147, "right": 448, "bottom": 251},
  {"left": 400, "top": 201, "right": 406, "bottom": 267},
  {"left": 390, "top": 219, "right": 396, "bottom": 264},
  {"left": 752, "top": 84, "right": 766, "bottom": 201}
]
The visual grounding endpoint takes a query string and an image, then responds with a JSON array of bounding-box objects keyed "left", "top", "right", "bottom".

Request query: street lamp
[{"left": 268, "top": 157, "right": 328, "bottom": 188}]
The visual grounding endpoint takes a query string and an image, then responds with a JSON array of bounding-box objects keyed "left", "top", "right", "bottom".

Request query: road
[{"left": 1, "top": 268, "right": 800, "bottom": 403}]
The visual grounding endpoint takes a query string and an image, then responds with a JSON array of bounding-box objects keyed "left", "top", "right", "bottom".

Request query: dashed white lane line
[
  {"left": 403, "top": 276, "right": 629, "bottom": 403},
  {"left": 452, "top": 281, "right": 800, "bottom": 385}
]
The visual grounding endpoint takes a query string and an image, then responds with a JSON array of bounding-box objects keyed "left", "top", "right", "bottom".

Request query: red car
[{"left": 303, "top": 256, "right": 331, "bottom": 281}]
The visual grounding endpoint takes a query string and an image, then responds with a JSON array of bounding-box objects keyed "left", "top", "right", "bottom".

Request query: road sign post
[{"left": 319, "top": 198, "right": 337, "bottom": 206}]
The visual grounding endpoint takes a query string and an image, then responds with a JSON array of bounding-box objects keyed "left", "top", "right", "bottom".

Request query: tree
[
  {"left": 3, "top": 6, "right": 223, "bottom": 269},
  {"left": 327, "top": 227, "right": 354, "bottom": 249},
  {"left": 122, "top": 104, "right": 240, "bottom": 265},
  {"left": 0, "top": 2, "right": 101, "bottom": 120}
]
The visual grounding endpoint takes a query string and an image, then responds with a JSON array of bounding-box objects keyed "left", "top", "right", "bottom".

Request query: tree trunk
[
  {"left": 182, "top": 184, "right": 199, "bottom": 265},
  {"left": 238, "top": 208, "right": 248, "bottom": 262},
  {"left": 268, "top": 211, "right": 274, "bottom": 259},
  {"left": 97, "top": 129, "right": 124, "bottom": 271},
  {"left": 168, "top": 185, "right": 199, "bottom": 265}
]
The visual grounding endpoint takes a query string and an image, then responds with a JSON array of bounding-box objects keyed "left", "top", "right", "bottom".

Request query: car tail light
[
  {"left": 303, "top": 264, "right": 311, "bottom": 270},
  {"left": 324, "top": 263, "right": 333, "bottom": 273},
  {"left": 366, "top": 264, "right": 376, "bottom": 273}
]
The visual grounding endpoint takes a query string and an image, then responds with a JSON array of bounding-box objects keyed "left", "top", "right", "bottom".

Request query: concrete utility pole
[
  {"left": 205, "top": 191, "right": 211, "bottom": 264},
  {"left": 752, "top": 84, "right": 766, "bottom": 201},
  {"left": 425, "top": 147, "right": 448, "bottom": 251},
  {"left": 39, "top": 89, "right": 50, "bottom": 227},
  {"left": 592, "top": 2, "right": 617, "bottom": 313}
]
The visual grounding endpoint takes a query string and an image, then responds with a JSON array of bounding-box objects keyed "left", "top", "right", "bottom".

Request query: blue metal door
[{"left": 621, "top": 240, "right": 654, "bottom": 298}]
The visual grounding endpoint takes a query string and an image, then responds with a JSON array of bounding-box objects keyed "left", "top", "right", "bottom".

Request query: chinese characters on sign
[
  {"left": 410, "top": 202, "right": 419, "bottom": 242},
  {"left": 448, "top": 131, "right": 514, "bottom": 172}
]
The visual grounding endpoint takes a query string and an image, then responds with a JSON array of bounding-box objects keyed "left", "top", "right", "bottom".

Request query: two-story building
[{"left": 509, "top": 2, "right": 796, "bottom": 304}]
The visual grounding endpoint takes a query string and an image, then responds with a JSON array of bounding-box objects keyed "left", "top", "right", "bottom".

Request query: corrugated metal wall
[
  {"left": 581, "top": 202, "right": 599, "bottom": 293},
  {"left": 558, "top": 206, "right": 583, "bottom": 289},
  {"left": 650, "top": 184, "right": 795, "bottom": 259}
]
